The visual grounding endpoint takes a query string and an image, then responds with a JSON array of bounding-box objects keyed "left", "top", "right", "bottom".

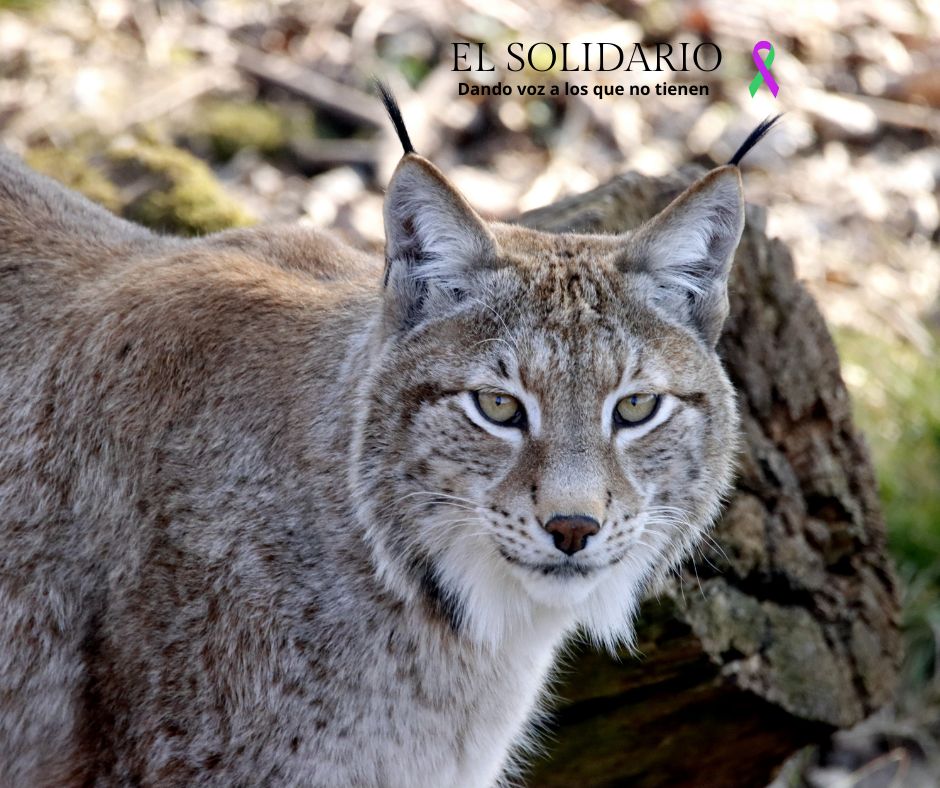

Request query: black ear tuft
[
  {"left": 374, "top": 79, "right": 416, "bottom": 155},
  {"left": 728, "top": 114, "right": 782, "bottom": 166}
]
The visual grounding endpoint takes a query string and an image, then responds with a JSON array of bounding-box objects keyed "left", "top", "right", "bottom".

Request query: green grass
[{"left": 835, "top": 328, "right": 940, "bottom": 695}]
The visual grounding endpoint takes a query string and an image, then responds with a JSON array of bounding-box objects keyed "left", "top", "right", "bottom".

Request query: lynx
[{"left": 0, "top": 88, "right": 777, "bottom": 786}]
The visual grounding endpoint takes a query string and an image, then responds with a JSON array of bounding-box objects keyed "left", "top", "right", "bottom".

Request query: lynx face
[{"left": 353, "top": 156, "right": 742, "bottom": 649}]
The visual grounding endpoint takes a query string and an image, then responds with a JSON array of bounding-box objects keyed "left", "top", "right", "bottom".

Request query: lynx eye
[
  {"left": 474, "top": 391, "right": 525, "bottom": 427},
  {"left": 614, "top": 393, "right": 660, "bottom": 427}
]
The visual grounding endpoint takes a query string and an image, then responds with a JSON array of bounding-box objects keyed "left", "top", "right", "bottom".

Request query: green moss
[
  {"left": 197, "top": 100, "right": 314, "bottom": 161},
  {"left": 109, "top": 140, "right": 253, "bottom": 236},
  {"left": 0, "top": 0, "right": 47, "bottom": 10},
  {"left": 25, "top": 146, "right": 121, "bottom": 213}
]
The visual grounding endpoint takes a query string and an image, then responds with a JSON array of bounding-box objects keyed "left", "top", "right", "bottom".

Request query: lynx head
[{"left": 351, "top": 90, "right": 771, "bottom": 650}]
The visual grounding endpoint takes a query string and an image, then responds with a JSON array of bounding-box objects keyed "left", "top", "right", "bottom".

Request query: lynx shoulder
[{"left": 0, "top": 99, "right": 776, "bottom": 785}]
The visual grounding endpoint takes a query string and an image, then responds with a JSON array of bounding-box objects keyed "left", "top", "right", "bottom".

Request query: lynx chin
[{"left": 0, "top": 85, "right": 778, "bottom": 786}]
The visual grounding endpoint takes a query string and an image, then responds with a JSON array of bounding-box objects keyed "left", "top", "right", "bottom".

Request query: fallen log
[{"left": 519, "top": 170, "right": 902, "bottom": 787}]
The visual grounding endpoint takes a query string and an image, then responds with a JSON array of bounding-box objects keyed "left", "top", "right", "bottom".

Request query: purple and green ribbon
[{"left": 749, "top": 41, "right": 779, "bottom": 98}]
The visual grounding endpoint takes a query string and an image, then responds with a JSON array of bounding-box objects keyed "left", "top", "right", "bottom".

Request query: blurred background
[{"left": 0, "top": 0, "right": 937, "bottom": 784}]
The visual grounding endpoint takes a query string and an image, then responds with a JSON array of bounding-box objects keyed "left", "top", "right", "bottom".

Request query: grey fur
[{"left": 0, "top": 146, "right": 744, "bottom": 786}]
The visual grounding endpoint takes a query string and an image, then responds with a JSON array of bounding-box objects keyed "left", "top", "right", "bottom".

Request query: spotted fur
[{"left": 0, "top": 133, "right": 744, "bottom": 785}]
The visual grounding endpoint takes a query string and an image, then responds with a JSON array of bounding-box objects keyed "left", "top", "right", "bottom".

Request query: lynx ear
[
  {"left": 623, "top": 166, "right": 745, "bottom": 346},
  {"left": 383, "top": 155, "right": 497, "bottom": 328}
]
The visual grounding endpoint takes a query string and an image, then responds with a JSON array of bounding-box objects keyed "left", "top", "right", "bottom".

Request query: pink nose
[{"left": 543, "top": 515, "right": 600, "bottom": 555}]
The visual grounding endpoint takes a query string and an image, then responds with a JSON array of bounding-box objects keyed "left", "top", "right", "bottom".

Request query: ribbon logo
[{"left": 749, "top": 40, "right": 779, "bottom": 98}]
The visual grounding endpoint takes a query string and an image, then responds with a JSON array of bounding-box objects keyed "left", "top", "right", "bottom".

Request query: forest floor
[{"left": 1, "top": 1, "right": 938, "bottom": 785}]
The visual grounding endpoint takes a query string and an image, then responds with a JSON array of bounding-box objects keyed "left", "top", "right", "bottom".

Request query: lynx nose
[{"left": 543, "top": 515, "right": 600, "bottom": 556}]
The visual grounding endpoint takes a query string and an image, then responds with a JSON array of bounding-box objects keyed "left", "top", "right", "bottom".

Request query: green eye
[
  {"left": 474, "top": 391, "right": 525, "bottom": 427},
  {"left": 614, "top": 393, "right": 660, "bottom": 427}
]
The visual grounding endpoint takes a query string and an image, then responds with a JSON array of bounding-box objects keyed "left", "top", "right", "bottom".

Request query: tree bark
[{"left": 518, "top": 169, "right": 902, "bottom": 788}]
